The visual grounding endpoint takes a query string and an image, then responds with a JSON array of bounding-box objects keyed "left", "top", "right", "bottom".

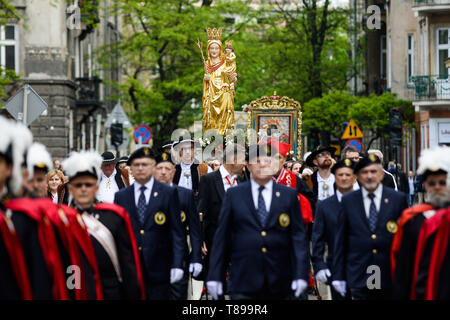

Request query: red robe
[
  {"left": 274, "top": 168, "right": 313, "bottom": 225},
  {"left": 425, "top": 208, "right": 450, "bottom": 300},
  {"left": 60, "top": 205, "right": 104, "bottom": 300},
  {"left": 33, "top": 198, "right": 88, "bottom": 300},
  {"left": 95, "top": 203, "right": 146, "bottom": 300},
  {"left": 410, "top": 208, "right": 447, "bottom": 300},
  {"left": 390, "top": 203, "right": 434, "bottom": 278},
  {"left": 5, "top": 198, "right": 69, "bottom": 300},
  {"left": 0, "top": 210, "right": 32, "bottom": 299}
]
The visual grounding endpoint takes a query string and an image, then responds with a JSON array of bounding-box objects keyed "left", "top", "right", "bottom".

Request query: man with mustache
[
  {"left": 305, "top": 146, "right": 336, "bottom": 201},
  {"left": 391, "top": 147, "right": 450, "bottom": 299},
  {"left": 332, "top": 154, "right": 408, "bottom": 300}
]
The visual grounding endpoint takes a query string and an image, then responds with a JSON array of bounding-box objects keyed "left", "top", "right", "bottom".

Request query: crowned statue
[{"left": 197, "top": 28, "right": 237, "bottom": 135}]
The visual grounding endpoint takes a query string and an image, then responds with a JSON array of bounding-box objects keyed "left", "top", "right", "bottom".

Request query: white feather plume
[
  {"left": 0, "top": 118, "right": 33, "bottom": 194},
  {"left": 62, "top": 150, "right": 103, "bottom": 183},
  {"left": 417, "top": 146, "right": 450, "bottom": 176},
  {"left": 27, "top": 143, "right": 53, "bottom": 179}
]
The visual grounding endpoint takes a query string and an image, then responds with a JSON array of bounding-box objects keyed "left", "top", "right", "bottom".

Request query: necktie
[
  {"left": 137, "top": 186, "right": 147, "bottom": 224},
  {"left": 257, "top": 186, "right": 268, "bottom": 227},
  {"left": 368, "top": 193, "right": 378, "bottom": 232}
]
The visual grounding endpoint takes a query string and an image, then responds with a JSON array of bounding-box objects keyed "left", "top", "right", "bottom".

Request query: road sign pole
[{"left": 23, "top": 84, "right": 29, "bottom": 125}]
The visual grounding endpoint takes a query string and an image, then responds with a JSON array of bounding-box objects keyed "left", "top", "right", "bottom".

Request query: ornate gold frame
[{"left": 247, "top": 91, "right": 303, "bottom": 159}]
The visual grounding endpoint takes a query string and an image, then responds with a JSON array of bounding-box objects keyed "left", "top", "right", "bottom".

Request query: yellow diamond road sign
[{"left": 342, "top": 119, "right": 364, "bottom": 139}]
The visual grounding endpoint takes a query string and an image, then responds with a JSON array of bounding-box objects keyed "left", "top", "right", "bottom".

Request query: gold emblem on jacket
[
  {"left": 155, "top": 212, "right": 166, "bottom": 225},
  {"left": 279, "top": 213, "right": 290, "bottom": 228},
  {"left": 386, "top": 220, "right": 398, "bottom": 234},
  {"left": 181, "top": 211, "right": 186, "bottom": 223}
]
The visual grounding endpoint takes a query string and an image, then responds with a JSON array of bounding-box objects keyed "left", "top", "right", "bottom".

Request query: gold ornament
[
  {"left": 386, "top": 220, "right": 398, "bottom": 234},
  {"left": 279, "top": 213, "right": 290, "bottom": 228},
  {"left": 154, "top": 212, "right": 166, "bottom": 225},
  {"left": 206, "top": 27, "right": 222, "bottom": 41},
  {"left": 344, "top": 159, "right": 352, "bottom": 167},
  {"left": 162, "top": 153, "right": 169, "bottom": 161},
  {"left": 181, "top": 211, "right": 186, "bottom": 223}
]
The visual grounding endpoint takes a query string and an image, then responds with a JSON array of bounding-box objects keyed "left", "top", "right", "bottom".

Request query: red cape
[
  {"left": 425, "top": 208, "right": 450, "bottom": 300},
  {"left": 60, "top": 205, "right": 104, "bottom": 300},
  {"left": 390, "top": 203, "right": 434, "bottom": 278},
  {"left": 34, "top": 198, "right": 88, "bottom": 300},
  {"left": 410, "top": 208, "right": 447, "bottom": 300},
  {"left": 0, "top": 210, "right": 32, "bottom": 299},
  {"left": 275, "top": 168, "right": 313, "bottom": 225},
  {"left": 95, "top": 203, "right": 146, "bottom": 300},
  {"left": 5, "top": 198, "right": 69, "bottom": 300}
]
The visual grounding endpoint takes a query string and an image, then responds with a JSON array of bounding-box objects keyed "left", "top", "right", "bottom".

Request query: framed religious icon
[{"left": 247, "top": 91, "right": 303, "bottom": 159}]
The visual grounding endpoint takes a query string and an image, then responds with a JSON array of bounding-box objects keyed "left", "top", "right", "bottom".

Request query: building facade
[{"left": 1, "top": 0, "right": 120, "bottom": 158}]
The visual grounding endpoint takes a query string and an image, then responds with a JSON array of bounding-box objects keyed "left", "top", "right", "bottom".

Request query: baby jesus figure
[{"left": 224, "top": 40, "right": 237, "bottom": 93}]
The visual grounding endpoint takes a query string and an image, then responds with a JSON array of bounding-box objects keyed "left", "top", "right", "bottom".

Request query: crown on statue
[
  {"left": 225, "top": 40, "right": 233, "bottom": 49},
  {"left": 207, "top": 27, "right": 222, "bottom": 41}
]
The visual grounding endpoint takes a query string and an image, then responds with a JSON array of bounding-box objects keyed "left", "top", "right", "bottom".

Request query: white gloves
[
  {"left": 206, "top": 281, "right": 223, "bottom": 300},
  {"left": 332, "top": 280, "right": 347, "bottom": 297},
  {"left": 170, "top": 268, "right": 184, "bottom": 284},
  {"left": 291, "top": 279, "right": 308, "bottom": 298},
  {"left": 315, "top": 269, "right": 331, "bottom": 283},
  {"left": 189, "top": 263, "right": 203, "bottom": 277}
]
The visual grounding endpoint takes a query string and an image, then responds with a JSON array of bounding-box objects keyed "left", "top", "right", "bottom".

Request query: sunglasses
[
  {"left": 72, "top": 182, "right": 96, "bottom": 189},
  {"left": 426, "top": 180, "right": 446, "bottom": 187}
]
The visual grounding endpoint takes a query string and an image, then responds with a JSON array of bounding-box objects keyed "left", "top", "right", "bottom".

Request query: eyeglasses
[
  {"left": 72, "top": 182, "right": 96, "bottom": 189},
  {"left": 426, "top": 180, "right": 446, "bottom": 187},
  {"left": 317, "top": 152, "right": 331, "bottom": 158}
]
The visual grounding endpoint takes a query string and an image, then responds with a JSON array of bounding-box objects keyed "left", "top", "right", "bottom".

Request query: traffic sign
[
  {"left": 4, "top": 84, "right": 48, "bottom": 126},
  {"left": 345, "top": 138, "right": 363, "bottom": 153},
  {"left": 105, "top": 127, "right": 130, "bottom": 152},
  {"left": 133, "top": 125, "right": 152, "bottom": 144},
  {"left": 104, "top": 100, "right": 132, "bottom": 129},
  {"left": 342, "top": 119, "right": 364, "bottom": 140}
]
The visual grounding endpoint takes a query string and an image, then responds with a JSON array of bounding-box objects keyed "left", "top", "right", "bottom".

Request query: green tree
[{"left": 349, "top": 93, "right": 415, "bottom": 150}]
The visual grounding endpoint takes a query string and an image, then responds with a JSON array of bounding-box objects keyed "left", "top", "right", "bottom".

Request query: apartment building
[{"left": 0, "top": 0, "right": 120, "bottom": 158}]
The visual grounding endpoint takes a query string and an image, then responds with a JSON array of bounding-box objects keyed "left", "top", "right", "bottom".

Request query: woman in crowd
[{"left": 47, "top": 169, "right": 69, "bottom": 205}]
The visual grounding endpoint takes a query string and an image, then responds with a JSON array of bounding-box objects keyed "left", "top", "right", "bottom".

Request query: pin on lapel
[
  {"left": 154, "top": 192, "right": 158, "bottom": 197},
  {"left": 384, "top": 198, "right": 389, "bottom": 204},
  {"left": 276, "top": 192, "right": 280, "bottom": 198}
]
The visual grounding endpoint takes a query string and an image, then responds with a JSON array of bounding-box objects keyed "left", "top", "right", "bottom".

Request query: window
[
  {"left": 407, "top": 34, "right": 414, "bottom": 82},
  {"left": 0, "top": 24, "right": 18, "bottom": 73},
  {"left": 380, "top": 35, "right": 386, "bottom": 78},
  {"left": 436, "top": 28, "right": 449, "bottom": 76}
]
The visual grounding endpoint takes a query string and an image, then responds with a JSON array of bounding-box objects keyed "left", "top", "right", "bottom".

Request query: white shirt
[
  {"left": 336, "top": 190, "right": 343, "bottom": 203},
  {"left": 52, "top": 192, "right": 58, "bottom": 204},
  {"left": 134, "top": 177, "right": 154, "bottom": 207},
  {"left": 97, "top": 169, "right": 120, "bottom": 203},
  {"left": 178, "top": 162, "right": 193, "bottom": 190},
  {"left": 408, "top": 177, "right": 414, "bottom": 195},
  {"left": 353, "top": 181, "right": 360, "bottom": 190},
  {"left": 219, "top": 165, "right": 238, "bottom": 192},
  {"left": 250, "top": 179, "right": 273, "bottom": 212},
  {"left": 317, "top": 172, "right": 335, "bottom": 201},
  {"left": 361, "top": 184, "right": 383, "bottom": 219}
]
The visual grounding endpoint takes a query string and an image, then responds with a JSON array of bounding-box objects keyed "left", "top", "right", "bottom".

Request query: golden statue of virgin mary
[{"left": 199, "top": 28, "right": 236, "bottom": 135}]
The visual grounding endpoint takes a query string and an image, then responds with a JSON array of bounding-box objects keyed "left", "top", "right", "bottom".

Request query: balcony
[
  {"left": 75, "top": 76, "right": 102, "bottom": 108},
  {"left": 408, "top": 75, "right": 450, "bottom": 108},
  {"left": 412, "top": 0, "right": 450, "bottom": 16}
]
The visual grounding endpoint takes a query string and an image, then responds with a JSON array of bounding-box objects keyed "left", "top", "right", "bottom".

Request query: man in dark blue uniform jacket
[
  {"left": 312, "top": 159, "right": 356, "bottom": 300},
  {"left": 153, "top": 151, "right": 202, "bottom": 300},
  {"left": 206, "top": 144, "right": 310, "bottom": 300},
  {"left": 332, "top": 154, "right": 408, "bottom": 300},
  {"left": 114, "top": 147, "right": 187, "bottom": 300}
]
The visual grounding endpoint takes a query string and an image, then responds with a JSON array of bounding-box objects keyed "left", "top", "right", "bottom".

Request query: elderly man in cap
[
  {"left": 312, "top": 159, "right": 356, "bottom": 300},
  {"left": 114, "top": 147, "right": 187, "bottom": 300},
  {"left": 153, "top": 151, "right": 203, "bottom": 300},
  {"left": 332, "top": 154, "right": 408, "bottom": 300},
  {"left": 391, "top": 146, "right": 450, "bottom": 299},
  {"left": 206, "top": 143, "right": 310, "bottom": 300},
  {"left": 97, "top": 151, "right": 129, "bottom": 203},
  {"left": 305, "top": 146, "right": 336, "bottom": 201}
]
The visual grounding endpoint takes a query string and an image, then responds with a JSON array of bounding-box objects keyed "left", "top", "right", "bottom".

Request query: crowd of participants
[{"left": 1, "top": 115, "right": 449, "bottom": 300}]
